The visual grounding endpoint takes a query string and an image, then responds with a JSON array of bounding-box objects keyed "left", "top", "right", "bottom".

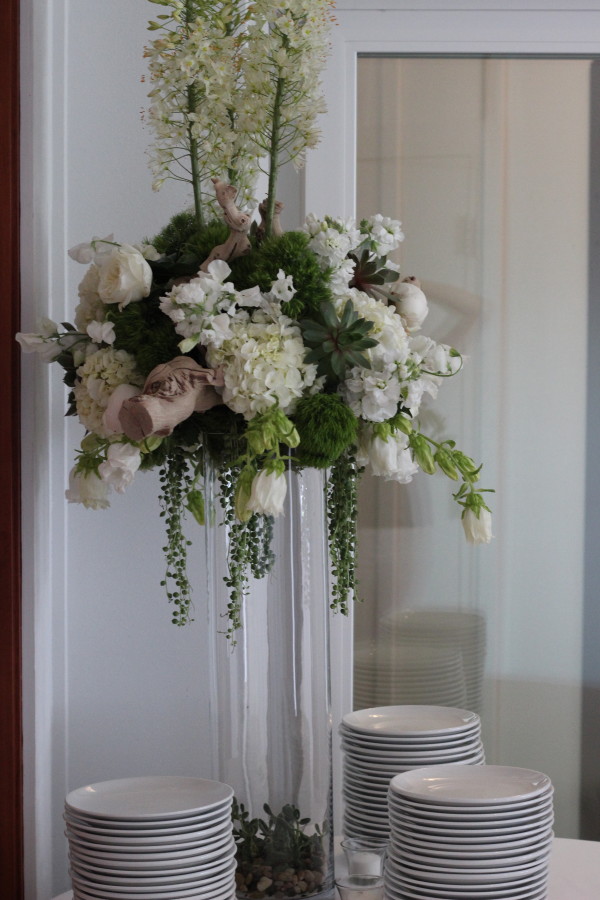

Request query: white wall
[{"left": 21, "top": 3, "right": 216, "bottom": 896}]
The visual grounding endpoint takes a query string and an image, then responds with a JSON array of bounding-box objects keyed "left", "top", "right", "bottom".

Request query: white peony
[
  {"left": 388, "top": 280, "right": 429, "bottom": 332},
  {"left": 97, "top": 244, "right": 153, "bottom": 308},
  {"left": 98, "top": 443, "right": 142, "bottom": 494},
  {"left": 462, "top": 507, "right": 493, "bottom": 545},
  {"left": 247, "top": 469, "right": 287, "bottom": 517},
  {"left": 65, "top": 467, "right": 110, "bottom": 510}
]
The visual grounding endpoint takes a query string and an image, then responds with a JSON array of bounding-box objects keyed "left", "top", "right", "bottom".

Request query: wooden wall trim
[{"left": 0, "top": 0, "right": 24, "bottom": 894}]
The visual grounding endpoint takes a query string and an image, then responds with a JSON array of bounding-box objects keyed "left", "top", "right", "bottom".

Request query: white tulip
[
  {"left": 65, "top": 468, "right": 110, "bottom": 510},
  {"left": 462, "top": 507, "right": 493, "bottom": 544},
  {"left": 247, "top": 470, "right": 287, "bottom": 517},
  {"left": 98, "top": 443, "right": 142, "bottom": 494}
]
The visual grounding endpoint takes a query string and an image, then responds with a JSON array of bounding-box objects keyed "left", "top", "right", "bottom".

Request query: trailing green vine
[
  {"left": 326, "top": 449, "right": 363, "bottom": 615},
  {"left": 158, "top": 445, "right": 196, "bottom": 626}
]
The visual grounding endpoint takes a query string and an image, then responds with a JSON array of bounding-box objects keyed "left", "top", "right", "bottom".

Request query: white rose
[
  {"left": 98, "top": 443, "right": 142, "bottom": 494},
  {"left": 247, "top": 470, "right": 287, "bottom": 517},
  {"left": 97, "top": 244, "right": 153, "bottom": 308},
  {"left": 462, "top": 507, "right": 493, "bottom": 545},
  {"left": 65, "top": 468, "right": 110, "bottom": 510}
]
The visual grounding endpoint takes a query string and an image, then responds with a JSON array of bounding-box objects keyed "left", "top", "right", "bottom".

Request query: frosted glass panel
[{"left": 355, "top": 57, "right": 591, "bottom": 839}]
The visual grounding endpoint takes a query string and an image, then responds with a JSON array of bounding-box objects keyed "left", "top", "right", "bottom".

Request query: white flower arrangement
[{"left": 17, "top": 0, "right": 492, "bottom": 633}]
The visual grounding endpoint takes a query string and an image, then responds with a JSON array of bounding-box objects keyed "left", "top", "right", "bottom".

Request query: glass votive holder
[
  {"left": 335, "top": 873, "right": 385, "bottom": 900},
  {"left": 340, "top": 837, "right": 388, "bottom": 877}
]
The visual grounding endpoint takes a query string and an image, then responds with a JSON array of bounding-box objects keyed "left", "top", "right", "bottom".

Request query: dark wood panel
[{"left": 0, "top": 0, "right": 24, "bottom": 894}]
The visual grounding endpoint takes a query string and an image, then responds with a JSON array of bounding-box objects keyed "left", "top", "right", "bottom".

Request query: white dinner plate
[
  {"left": 340, "top": 725, "right": 481, "bottom": 748},
  {"left": 389, "top": 766, "right": 552, "bottom": 806},
  {"left": 71, "top": 876, "right": 236, "bottom": 900},
  {"left": 388, "top": 797, "right": 554, "bottom": 825},
  {"left": 393, "top": 827, "right": 554, "bottom": 856},
  {"left": 385, "top": 853, "right": 551, "bottom": 884},
  {"left": 343, "top": 707, "right": 480, "bottom": 737},
  {"left": 70, "top": 861, "right": 236, "bottom": 897},
  {"left": 70, "top": 851, "right": 236, "bottom": 886},
  {"left": 341, "top": 742, "right": 484, "bottom": 764},
  {"left": 384, "top": 871, "right": 548, "bottom": 900},
  {"left": 64, "top": 801, "right": 232, "bottom": 831},
  {"left": 66, "top": 777, "right": 233, "bottom": 821},
  {"left": 388, "top": 836, "right": 553, "bottom": 869},
  {"left": 389, "top": 814, "right": 554, "bottom": 841},
  {"left": 64, "top": 813, "right": 231, "bottom": 839}
]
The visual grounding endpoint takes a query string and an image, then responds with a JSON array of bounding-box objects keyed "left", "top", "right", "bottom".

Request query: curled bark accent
[
  {"left": 200, "top": 178, "right": 252, "bottom": 271},
  {"left": 119, "top": 356, "right": 224, "bottom": 441}
]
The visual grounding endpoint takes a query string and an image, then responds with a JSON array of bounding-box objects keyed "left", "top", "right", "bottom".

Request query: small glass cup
[
  {"left": 335, "top": 873, "right": 385, "bottom": 900},
  {"left": 340, "top": 837, "right": 388, "bottom": 877}
]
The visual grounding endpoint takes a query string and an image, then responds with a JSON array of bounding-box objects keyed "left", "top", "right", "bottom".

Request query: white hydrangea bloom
[
  {"left": 205, "top": 308, "right": 317, "bottom": 419},
  {"left": 73, "top": 348, "right": 143, "bottom": 437}
]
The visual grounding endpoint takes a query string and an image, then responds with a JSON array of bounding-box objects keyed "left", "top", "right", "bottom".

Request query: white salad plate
[
  {"left": 340, "top": 725, "right": 481, "bottom": 748},
  {"left": 64, "top": 815, "right": 230, "bottom": 839},
  {"left": 342, "top": 706, "right": 480, "bottom": 737},
  {"left": 70, "top": 860, "right": 236, "bottom": 893},
  {"left": 340, "top": 743, "right": 484, "bottom": 764},
  {"left": 386, "top": 854, "right": 551, "bottom": 885},
  {"left": 66, "top": 776, "right": 233, "bottom": 821},
  {"left": 389, "top": 766, "right": 552, "bottom": 806}
]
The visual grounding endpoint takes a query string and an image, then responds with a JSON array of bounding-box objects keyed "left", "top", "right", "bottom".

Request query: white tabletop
[{"left": 53, "top": 837, "right": 600, "bottom": 900}]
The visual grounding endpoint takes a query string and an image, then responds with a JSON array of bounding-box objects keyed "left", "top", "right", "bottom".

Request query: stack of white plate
[
  {"left": 341, "top": 706, "right": 485, "bottom": 840},
  {"left": 386, "top": 765, "right": 554, "bottom": 900},
  {"left": 383, "top": 609, "right": 487, "bottom": 713},
  {"left": 64, "top": 776, "right": 236, "bottom": 900},
  {"left": 353, "top": 643, "right": 467, "bottom": 710}
]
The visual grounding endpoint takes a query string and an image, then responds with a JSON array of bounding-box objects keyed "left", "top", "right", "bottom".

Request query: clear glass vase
[{"left": 205, "top": 461, "right": 335, "bottom": 900}]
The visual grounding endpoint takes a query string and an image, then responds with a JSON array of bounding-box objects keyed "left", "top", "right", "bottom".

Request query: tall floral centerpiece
[{"left": 18, "top": 1, "right": 492, "bottom": 897}]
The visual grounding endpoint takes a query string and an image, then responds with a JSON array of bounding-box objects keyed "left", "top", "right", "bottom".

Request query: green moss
[
  {"left": 107, "top": 297, "right": 182, "bottom": 377},
  {"left": 151, "top": 210, "right": 229, "bottom": 267},
  {"left": 230, "top": 231, "right": 332, "bottom": 318},
  {"left": 293, "top": 394, "right": 358, "bottom": 468}
]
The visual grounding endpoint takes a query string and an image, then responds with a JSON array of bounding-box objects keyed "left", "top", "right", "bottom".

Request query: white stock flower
[
  {"left": 98, "top": 443, "right": 142, "bottom": 494},
  {"left": 363, "top": 214, "right": 405, "bottom": 256},
  {"left": 247, "top": 469, "right": 287, "bottom": 517},
  {"left": 65, "top": 467, "right": 110, "bottom": 510},
  {"left": 74, "top": 265, "right": 106, "bottom": 332},
  {"left": 97, "top": 244, "right": 153, "bottom": 309},
  {"left": 86, "top": 321, "right": 116, "bottom": 345},
  {"left": 462, "top": 507, "right": 493, "bottom": 545},
  {"left": 159, "top": 260, "right": 236, "bottom": 349}
]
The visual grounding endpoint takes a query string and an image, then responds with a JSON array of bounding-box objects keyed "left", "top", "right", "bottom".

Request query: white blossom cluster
[{"left": 145, "top": 0, "right": 333, "bottom": 208}]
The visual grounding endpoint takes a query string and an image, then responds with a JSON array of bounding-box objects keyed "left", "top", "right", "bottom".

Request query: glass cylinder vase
[{"left": 205, "top": 463, "right": 335, "bottom": 900}]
